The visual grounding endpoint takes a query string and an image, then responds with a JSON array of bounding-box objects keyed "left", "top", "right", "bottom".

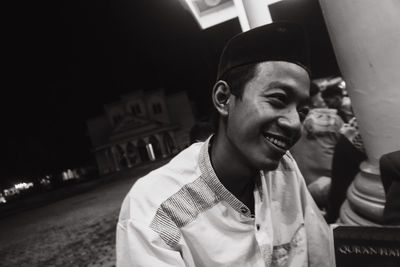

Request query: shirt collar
[{"left": 198, "top": 136, "right": 255, "bottom": 218}]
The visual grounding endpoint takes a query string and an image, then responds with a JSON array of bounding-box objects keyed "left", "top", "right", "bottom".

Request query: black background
[{"left": 3, "top": 0, "right": 339, "bottom": 184}]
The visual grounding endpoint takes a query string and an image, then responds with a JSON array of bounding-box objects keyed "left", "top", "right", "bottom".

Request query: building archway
[
  {"left": 137, "top": 139, "right": 149, "bottom": 162},
  {"left": 116, "top": 144, "right": 128, "bottom": 168},
  {"left": 126, "top": 142, "right": 138, "bottom": 166},
  {"left": 149, "top": 135, "right": 162, "bottom": 159},
  {"left": 163, "top": 132, "right": 175, "bottom": 155}
]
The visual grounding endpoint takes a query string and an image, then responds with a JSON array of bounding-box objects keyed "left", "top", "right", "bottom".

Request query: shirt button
[
  {"left": 256, "top": 224, "right": 260, "bottom": 231},
  {"left": 240, "top": 207, "right": 248, "bottom": 214}
]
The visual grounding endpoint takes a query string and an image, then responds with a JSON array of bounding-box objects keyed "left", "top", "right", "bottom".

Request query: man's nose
[{"left": 277, "top": 108, "right": 302, "bottom": 131}]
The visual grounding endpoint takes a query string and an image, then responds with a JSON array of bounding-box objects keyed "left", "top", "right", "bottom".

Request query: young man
[
  {"left": 321, "top": 83, "right": 352, "bottom": 123},
  {"left": 117, "top": 22, "right": 334, "bottom": 267},
  {"left": 309, "top": 82, "right": 326, "bottom": 108}
]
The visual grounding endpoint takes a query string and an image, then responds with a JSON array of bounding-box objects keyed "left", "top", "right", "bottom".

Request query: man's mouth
[{"left": 263, "top": 133, "right": 291, "bottom": 151}]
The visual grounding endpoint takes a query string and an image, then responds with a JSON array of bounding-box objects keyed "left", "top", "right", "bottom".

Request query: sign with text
[{"left": 333, "top": 226, "right": 400, "bottom": 267}]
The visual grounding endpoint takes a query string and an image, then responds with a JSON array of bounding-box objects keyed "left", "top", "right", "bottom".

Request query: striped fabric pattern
[
  {"left": 198, "top": 142, "right": 256, "bottom": 217},
  {"left": 117, "top": 137, "right": 334, "bottom": 267},
  {"left": 150, "top": 138, "right": 256, "bottom": 247},
  {"left": 150, "top": 168, "right": 219, "bottom": 247},
  {"left": 149, "top": 137, "right": 297, "bottom": 248}
]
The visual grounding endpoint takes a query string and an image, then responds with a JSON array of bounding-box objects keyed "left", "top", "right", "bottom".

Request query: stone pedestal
[{"left": 340, "top": 162, "right": 385, "bottom": 225}]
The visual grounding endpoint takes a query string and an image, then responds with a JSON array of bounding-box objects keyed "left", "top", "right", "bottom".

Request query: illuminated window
[
  {"left": 131, "top": 104, "right": 142, "bottom": 116},
  {"left": 152, "top": 103, "right": 162, "bottom": 114},
  {"left": 113, "top": 114, "right": 123, "bottom": 124}
]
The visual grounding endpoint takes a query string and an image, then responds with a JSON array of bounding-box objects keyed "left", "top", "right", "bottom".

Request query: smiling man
[{"left": 117, "top": 22, "right": 334, "bottom": 267}]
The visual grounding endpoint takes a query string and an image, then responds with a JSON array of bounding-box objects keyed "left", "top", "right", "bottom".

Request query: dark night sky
[{"left": 3, "top": 0, "right": 339, "bottom": 183}]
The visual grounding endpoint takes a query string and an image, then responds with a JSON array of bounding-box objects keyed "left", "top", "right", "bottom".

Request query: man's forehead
[
  {"left": 253, "top": 61, "right": 311, "bottom": 84},
  {"left": 249, "top": 62, "right": 311, "bottom": 100}
]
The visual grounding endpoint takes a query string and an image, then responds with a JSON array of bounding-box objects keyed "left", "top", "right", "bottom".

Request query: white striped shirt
[{"left": 117, "top": 138, "right": 335, "bottom": 267}]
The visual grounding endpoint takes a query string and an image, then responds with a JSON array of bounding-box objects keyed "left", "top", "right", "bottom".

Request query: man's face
[
  {"left": 311, "top": 92, "right": 327, "bottom": 108},
  {"left": 224, "top": 61, "right": 310, "bottom": 171}
]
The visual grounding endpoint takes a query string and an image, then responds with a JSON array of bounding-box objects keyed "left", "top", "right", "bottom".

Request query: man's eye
[{"left": 269, "top": 93, "right": 288, "bottom": 105}]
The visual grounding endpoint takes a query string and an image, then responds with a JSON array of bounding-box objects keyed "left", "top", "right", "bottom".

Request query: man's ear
[{"left": 212, "top": 80, "right": 232, "bottom": 117}]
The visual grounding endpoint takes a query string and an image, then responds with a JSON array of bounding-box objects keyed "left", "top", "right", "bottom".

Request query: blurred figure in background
[
  {"left": 310, "top": 82, "right": 327, "bottom": 108},
  {"left": 379, "top": 150, "right": 400, "bottom": 225},
  {"left": 321, "top": 83, "right": 353, "bottom": 123},
  {"left": 326, "top": 117, "right": 366, "bottom": 223},
  {"left": 291, "top": 83, "right": 344, "bottom": 209}
]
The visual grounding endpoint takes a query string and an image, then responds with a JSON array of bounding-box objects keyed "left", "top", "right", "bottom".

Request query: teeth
[{"left": 265, "top": 136, "right": 288, "bottom": 149}]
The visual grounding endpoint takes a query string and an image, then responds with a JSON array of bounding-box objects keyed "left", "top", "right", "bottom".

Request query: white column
[
  {"left": 233, "top": 0, "right": 281, "bottom": 31},
  {"left": 146, "top": 143, "right": 156, "bottom": 161},
  {"left": 319, "top": 0, "right": 400, "bottom": 225}
]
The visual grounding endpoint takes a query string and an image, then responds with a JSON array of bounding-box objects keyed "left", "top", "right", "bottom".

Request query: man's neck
[{"left": 209, "top": 134, "right": 258, "bottom": 210}]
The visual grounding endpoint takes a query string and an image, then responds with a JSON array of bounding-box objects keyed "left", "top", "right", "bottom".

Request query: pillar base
[{"left": 339, "top": 161, "right": 385, "bottom": 225}]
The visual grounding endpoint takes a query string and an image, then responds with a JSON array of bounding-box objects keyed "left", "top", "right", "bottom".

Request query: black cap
[{"left": 217, "top": 21, "right": 311, "bottom": 80}]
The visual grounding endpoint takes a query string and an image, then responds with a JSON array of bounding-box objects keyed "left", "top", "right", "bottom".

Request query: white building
[{"left": 87, "top": 89, "right": 195, "bottom": 175}]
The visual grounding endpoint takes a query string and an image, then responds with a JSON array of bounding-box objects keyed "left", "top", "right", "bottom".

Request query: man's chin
[{"left": 256, "top": 157, "right": 282, "bottom": 171}]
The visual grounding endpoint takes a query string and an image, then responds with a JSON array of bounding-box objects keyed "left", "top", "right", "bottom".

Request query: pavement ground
[{"left": 0, "top": 160, "right": 169, "bottom": 267}]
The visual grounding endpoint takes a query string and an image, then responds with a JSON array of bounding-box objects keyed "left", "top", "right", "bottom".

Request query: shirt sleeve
[
  {"left": 297, "top": 169, "right": 336, "bottom": 267},
  {"left": 287, "top": 153, "right": 335, "bottom": 267},
  {"left": 116, "top": 218, "right": 187, "bottom": 267}
]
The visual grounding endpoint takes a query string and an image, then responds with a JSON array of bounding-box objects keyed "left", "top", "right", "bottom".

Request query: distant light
[
  {"left": 39, "top": 174, "right": 53, "bottom": 186},
  {"left": 0, "top": 193, "right": 6, "bottom": 203},
  {"left": 40, "top": 178, "right": 51, "bottom": 185},
  {"left": 4, "top": 188, "right": 19, "bottom": 196},
  {"left": 338, "top": 80, "right": 346, "bottom": 89},
  {"left": 62, "top": 169, "right": 80, "bottom": 181},
  {"left": 3, "top": 182, "right": 33, "bottom": 197},
  {"left": 62, "top": 171, "right": 69, "bottom": 181},
  {"left": 14, "top": 182, "right": 34, "bottom": 190}
]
